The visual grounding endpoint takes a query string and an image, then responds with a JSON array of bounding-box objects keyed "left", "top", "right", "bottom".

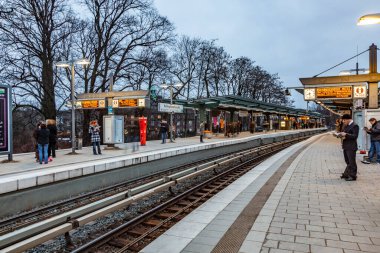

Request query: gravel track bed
[{"left": 26, "top": 159, "right": 241, "bottom": 253}]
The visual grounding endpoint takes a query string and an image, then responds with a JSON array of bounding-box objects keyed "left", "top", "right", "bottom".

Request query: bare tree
[
  {"left": 0, "top": 0, "right": 78, "bottom": 119},
  {"left": 76, "top": 0, "right": 175, "bottom": 93},
  {"left": 169, "top": 36, "right": 202, "bottom": 99}
]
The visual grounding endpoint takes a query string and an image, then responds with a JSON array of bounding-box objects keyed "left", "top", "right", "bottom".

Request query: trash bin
[{"left": 76, "top": 138, "right": 83, "bottom": 150}]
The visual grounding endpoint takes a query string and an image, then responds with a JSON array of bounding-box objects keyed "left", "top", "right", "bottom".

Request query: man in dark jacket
[
  {"left": 362, "top": 118, "right": 380, "bottom": 164},
  {"left": 339, "top": 114, "right": 359, "bottom": 181},
  {"left": 160, "top": 120, "right": 168, "bottom": 144},
  {"left": 47, "top": 120, "right": 57, "bottom": 159}
]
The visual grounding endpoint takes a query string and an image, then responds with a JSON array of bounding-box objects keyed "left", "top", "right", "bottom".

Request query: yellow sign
[
  {"left": 119, "top": 99, "right": 138, "bottom": 107},
  {"left": 81, "top": 100, "right": 99, "bottom": 109},
  {"left": 316, "top": 86, "right": 352, "bottom": 99}
]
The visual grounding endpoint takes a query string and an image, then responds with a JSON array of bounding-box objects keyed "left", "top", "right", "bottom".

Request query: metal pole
[
  {"left": 170, "top": 85, "right": 174, "bottom": 142},
  {"left": 8, "top": 84, "right": 13, "bottom": 161},
  {"left": 71, "top": 63, "right": 76, "bottom": 153}
]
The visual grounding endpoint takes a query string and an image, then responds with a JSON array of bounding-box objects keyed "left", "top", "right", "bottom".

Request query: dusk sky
[{"left": 154, "top": 0, "right": 380, "bottom": 108}]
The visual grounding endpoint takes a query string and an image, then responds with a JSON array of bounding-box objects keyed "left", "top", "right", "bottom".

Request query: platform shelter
[{"left": 168, "top": 95, "right": 324, "bottom": 134}]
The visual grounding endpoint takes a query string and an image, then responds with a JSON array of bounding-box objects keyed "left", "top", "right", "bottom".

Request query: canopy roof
[{"left": 168, "top": 95, "right": 323, "bottom": 118}]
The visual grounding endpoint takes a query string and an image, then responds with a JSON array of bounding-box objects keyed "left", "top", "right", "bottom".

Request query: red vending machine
[{"left": 139, "top": 117, "right": 147, "bottom": 146}]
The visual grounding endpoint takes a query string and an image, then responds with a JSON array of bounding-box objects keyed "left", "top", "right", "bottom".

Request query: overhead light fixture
[
  {"left": 55, "top": 61, "right": 70, "bottom": 68},
  {"left": 357, "top": 13, "right": 380, "bottom": 26},
  {"left": 75, "top": 58, "right": 90, "bottom": 65}
]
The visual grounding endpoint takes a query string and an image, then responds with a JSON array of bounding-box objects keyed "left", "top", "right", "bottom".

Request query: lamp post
[
  {"left": 56, "top": 58, "right": 90, "bottom": 154},
  {"left": 160, "top": 82, "right": 183, "bottom": 142},
  {"left": 357, "top": 14, "right": 380, "bottom": 109}
]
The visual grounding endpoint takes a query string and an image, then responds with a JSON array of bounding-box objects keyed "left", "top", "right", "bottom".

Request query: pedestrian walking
[
  {"left": 36, "top": 122, "right": 50, "bottom": 164},
  {"left": 89, "top": 120, "right": 102, "bottom": 155},
  {"left": 200, "top": 121, "right": 205, "bottom": 143},
  {"left": 160, "top": 120, "right": 168, "bottom": 144},
  {"left": 46, "top": 119, "right": 57, "bottom": 161},
  {"left": 338, "top": 114, "right": 359, "bottom": 181},
  {"left": 362, "top": 117, "right": 380, "bottom": 164}
]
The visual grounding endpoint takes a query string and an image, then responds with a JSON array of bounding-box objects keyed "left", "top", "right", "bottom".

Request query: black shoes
[{"left": 340, "top": 174, "right": 357, "bottom": 181}]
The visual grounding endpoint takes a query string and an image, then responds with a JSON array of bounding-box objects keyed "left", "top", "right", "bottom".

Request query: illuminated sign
[
  {"left": 118, "top": 99, "right": 145, "bottom": 107},
  {"left": 82, "top": 100, "right": 99, "bottom": 109},
  {"left": 79, "top": 100, "right": 105, "bottom": 109},
  {"left": 316, "top": 86, "right": 352, "bottom": 99},
  {"left": 0, "top": 87, "right": 9, "bottom": 153},
  {"left": 119, "top": 99, "right": 137, "bottom": 107},
  {"left": 353, "top": 85, "right": 367, "bottom": 98}
]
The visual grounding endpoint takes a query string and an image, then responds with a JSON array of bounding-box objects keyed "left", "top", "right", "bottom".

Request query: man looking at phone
[
  {"left": 362, "top": 117, "right": 380, "bottom": 164},
  {"left": 339, "top": 114, "right": 359, "bottom": 181}
]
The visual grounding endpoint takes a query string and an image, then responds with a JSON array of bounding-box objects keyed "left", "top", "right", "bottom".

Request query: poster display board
[{"left": 103, "top": 115, "right": 124, "bottom": 144}]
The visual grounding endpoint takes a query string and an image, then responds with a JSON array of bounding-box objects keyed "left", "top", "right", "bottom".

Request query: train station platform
[
  {"left": 141, "top": 133, "right": 380, "bottom": 253},
  {"left": 0, "top": 129, "right": 322, "bottom": 196}
]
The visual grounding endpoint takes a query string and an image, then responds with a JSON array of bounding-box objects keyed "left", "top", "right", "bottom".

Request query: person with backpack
[{"left": 362, "top": 117, "right": 380, "bottom": 164}]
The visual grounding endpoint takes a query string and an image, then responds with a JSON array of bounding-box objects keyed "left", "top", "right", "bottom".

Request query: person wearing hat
[
  {"left": 363, "top": 117, "right": 380, "bottom": 164},
  {"left": 339, "top": 114, "right": 359, "bottom": 181}
]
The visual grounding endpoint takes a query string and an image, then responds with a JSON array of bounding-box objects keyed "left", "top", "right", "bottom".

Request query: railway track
[
  {"left": 0, "top": 136, "right": 311, "bottom": 252},
  {"left": 0, "top": 150, "right": 248, "bottom": 236},
  {"left": 72, "top": 138, "right": 298, "bottom": 253}
]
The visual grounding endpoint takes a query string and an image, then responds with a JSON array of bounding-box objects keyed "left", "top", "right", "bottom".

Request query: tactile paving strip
[{"left": 211, "top": 144, "right": 309, "bottom": 253}]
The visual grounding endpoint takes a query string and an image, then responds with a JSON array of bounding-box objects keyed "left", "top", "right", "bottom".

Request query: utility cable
[{"left": 313, "top": 49, "right": 369, "bottom": 77}]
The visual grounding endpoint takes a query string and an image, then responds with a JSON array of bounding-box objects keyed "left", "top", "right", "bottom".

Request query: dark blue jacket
[{"left": 37, "top": 128, "right": 50, "bottom": 145}]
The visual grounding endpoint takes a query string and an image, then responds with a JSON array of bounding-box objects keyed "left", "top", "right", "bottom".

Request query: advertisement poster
[{"left": 0, "top": 86, "right": 9, "bottom": 153}]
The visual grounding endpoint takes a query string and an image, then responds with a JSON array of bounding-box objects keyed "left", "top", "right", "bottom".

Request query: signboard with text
[
  {"left": 353, "top": 85, "right": 367, "bottom": 98},
  {"left": 117, "top": 98, "right": 145, "bottom": 108},
  {"left": 158, "top": 103, "right": 183, "bottom": 113},
  {"left": 316, "top": 86, "right": 352, "bottom": 99},
  {"left": 77, "top": 99, "right": 105, "bottom": 109},
  {"left": 0, "top": 86, "right": 10, "bottom": 154}
]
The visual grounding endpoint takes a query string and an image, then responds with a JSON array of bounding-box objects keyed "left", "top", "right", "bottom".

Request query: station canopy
[{"left": 167, "top": 95, "right": 322, "bottom": 118}]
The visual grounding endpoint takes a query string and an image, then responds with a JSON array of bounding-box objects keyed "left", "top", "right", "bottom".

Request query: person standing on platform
[
  {"left": 33, "top": 122, "right": 41, "bottom": 162},
  {"left": 200, "top": 121, "right": 205, "bottom": 143},
  {"left": 160, "top": 120, "right": 168, "bottom": 144},
  {"left": 36, "top": 122, "right": 50, "bottom": 164},
  {"left": 338, "top": 114, "right": 359, "bottom": 181},
  {"left": 46, "top": 119, "right": 57, "bottom": 161},
  {"left": 362, "top": 117, "right": 380, "bottom": 164},
  {"left": 89, "top": 120, "right": 102, "bottom": 155}
]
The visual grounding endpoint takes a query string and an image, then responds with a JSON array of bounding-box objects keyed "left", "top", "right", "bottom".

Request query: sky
[{"left": 153, "top": 0, "right": 380, "bottom": 108}]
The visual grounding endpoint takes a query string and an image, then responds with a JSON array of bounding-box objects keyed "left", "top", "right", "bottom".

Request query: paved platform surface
[{"left": 141, "top": 134, "right": 380, "bottom": 253}]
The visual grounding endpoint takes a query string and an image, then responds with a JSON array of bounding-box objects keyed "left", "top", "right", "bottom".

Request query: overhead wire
[{"left": 313, "top": 49, "right": 369, "bottom": 77}]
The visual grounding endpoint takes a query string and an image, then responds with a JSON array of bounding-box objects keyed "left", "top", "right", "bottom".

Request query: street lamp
[
  {"left": 56, "top": 58, "right": 90, "bottom": 154},
  {"left": 160, "top": 82, "right": 183, "bottom": 142},
  {"left": 358, "top": 13, "right": 380, "bottom": 26}
]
